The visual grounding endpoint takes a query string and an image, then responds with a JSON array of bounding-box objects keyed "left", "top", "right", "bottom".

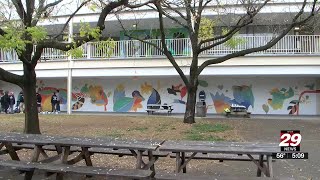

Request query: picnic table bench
[
  {"left": 226, "top": 104, "right": 251, "bottom": 118},
  {"left": 0, "top": 133, "right": 163, "bottom": 179},
  {"left": 146, "top": 104, "right": 173, "bottom": 115},
  {"left": 159, "top": 140, "right": 279, "bottom": 178}
]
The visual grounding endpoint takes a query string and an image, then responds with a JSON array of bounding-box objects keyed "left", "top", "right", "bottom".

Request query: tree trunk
[
  {"left": 183, "top": 86, "right": 197, "bottom": 124},
  {"left": 23, "top": 65, "right": 41, "bottom": 134}
]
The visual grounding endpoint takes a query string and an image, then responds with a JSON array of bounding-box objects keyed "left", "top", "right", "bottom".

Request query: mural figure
[
  {"left": 287, "top": 89, "right": 320, "bottom": 115},
  {"left": 268, "top": 87, "right": 294, "bottom": 110},
  {"left": 113, "top": 84, "right": 144, "bottom": 112},
  {"left": 210, "top": 85, "right": 254, "bottom": 113},
  {"left": 168, "top": 83, "right": 187, "bottom": 104},
  {"left": 38, "top": 87, "right": 67, "bottom": 111},
  {"left": 147, "top": 89, "right": 161, "bottom": 105}
]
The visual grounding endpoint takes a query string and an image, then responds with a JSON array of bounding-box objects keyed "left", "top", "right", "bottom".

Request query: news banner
[{"left": 272, "top": 130, "right": 309, "bottom": 159}]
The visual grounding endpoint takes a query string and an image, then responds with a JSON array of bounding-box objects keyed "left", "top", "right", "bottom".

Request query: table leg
[
  {"left": 31, "top": 145, "right": 41, "bottom": 162},
  {"left": 267, "top": 155, "right": 274, "bottom": 177},
  {"left": 61, "top": 146, "right": 71, "bottom": 164},
  {"left": 136, "top": 150, "right": 143, "bottom": 169},
  {"left": 81, "top": 147, "right": 93, "bottom": 166},
  {"left": 4, "top": 143, "right": 20, "bottom": 161},
  {"left": 256, "top": 155, "right": 264, "bottom": 177},
  {"left": 181, "top": 152, "right": 186, "bottom": 173},
  {"left": 175, "top": 152, "right": 181, "bottom": 173},
  {"left": 148, "top": 150, "right": 156, "bottom": 177}
]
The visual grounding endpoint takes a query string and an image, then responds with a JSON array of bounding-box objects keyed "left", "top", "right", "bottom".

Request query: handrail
[{"left": 0, "top": 35, "right": 319, "bottom": 62}]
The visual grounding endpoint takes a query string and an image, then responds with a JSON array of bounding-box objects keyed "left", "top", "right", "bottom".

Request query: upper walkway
[{"left": 1, "top": 35, "right": 320, "bottom": 63}]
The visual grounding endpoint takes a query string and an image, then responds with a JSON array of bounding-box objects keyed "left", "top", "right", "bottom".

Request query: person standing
[
  {"left": 0, "top": 92, "right": 4, "bottom": 113},
  {"left": 36, "top": 92, "right": 42, "bottom": 113},
  {"left": 2, "top": 91, "right": 9, "bottom": 114},
  {"left": 51, "top": 92, "right": 57, "bottom": 113},
  {"left": 18, "top": 91, "right": 24, "bottom": 113},
  {"left": 8, "top": 92, "right": 15, "bottom": 114},
  {"left": 56, "top": 90, "right": 61, "bottom": 113}
]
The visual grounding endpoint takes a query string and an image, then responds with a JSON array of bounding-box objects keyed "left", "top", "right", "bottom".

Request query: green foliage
[
  {"left": 79, "top": 22, "right": 101, "bottom": 40},
  {"left": 96, "top": 38, "right": 116, "bottom": 58},
  {"left": 67, "top": 44, "right": 84, "bottom": 58},
  {"left": 222, "top": 29, "right": 246, "bottom": 49},
  {"left": 199, "top": 17, "right": 215, "bottom": 40},
  {"left": 26, "top": 26, "right": 47, "bottom": 43},
  {"left": 0, "top": 27, "right": 25, "bottom": 54}
]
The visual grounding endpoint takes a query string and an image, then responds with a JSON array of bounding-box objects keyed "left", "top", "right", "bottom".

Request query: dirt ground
[{"left": 0, "top": 114, "right": 319, "bottom": 179}]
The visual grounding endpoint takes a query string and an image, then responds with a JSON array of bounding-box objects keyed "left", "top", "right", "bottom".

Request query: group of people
[
  {"left": 0, "top": 91, "right": 17, "bottom": 114},
  {"left": 0, "top": 90, "right": 42, "bottom": 114},
  {"left": 0, "top": 89, "right": 61, "bottom": 114}
]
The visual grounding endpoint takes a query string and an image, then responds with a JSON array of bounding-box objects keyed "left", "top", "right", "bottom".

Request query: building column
[
  {"left": 316, "top": 79, "right": 320, "bottom": 115},
  {"left": 67, "top": 18, "right": 73, "bottom": 115},
  {"left": 67, "top": 68, "right": 73, "bottom": 114}
]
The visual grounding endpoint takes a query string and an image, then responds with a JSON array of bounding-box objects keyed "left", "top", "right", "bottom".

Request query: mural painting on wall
[
  {"left": 286, "top": 83, "right": 320, "bottom": 115},
  {"left": 141, "top": 82, "right": 162, "bottom": 105},
  {"left": 113, "top": 84, "right": 144, "bottom": 112},
  {"left": 167, "top": 84, "right": 187, "bottom": 104},
  {"left": 37, "top": 80, "right": 67, "bottom": 111},
  {"left": 73, "top": 84, "right": 111, "bottom": 111},
  {"left": 262, "top": 87, "right": 294, "bottom": 114},
  {"left": 210, "top": 85, "right": 254, "bottom": 113}
]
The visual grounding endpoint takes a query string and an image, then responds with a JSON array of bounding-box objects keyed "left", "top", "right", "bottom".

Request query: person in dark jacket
[
  {"left": 2, "top": 91, "right": 10, "bottom": 114},
  {"left": 0, "top": 91, "right": 4, "bottom": 113},
  {"left": 8, "top": 92, "right": 15, "bottom": 113},
  {"left": 36, "top": 92, "right": 42, "bottom": 113},
  {"left": 17, "top": 91, "right": 24, "bottom": 113},
  {"left": 51, "top": 92, "right": 58, "bottom": 113}
]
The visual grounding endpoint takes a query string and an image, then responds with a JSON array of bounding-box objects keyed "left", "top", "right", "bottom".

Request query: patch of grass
[
  {"left": 192, "top": 123, "right": 232, "bottom": 133},
  {"left": 185, "top": 133, "right": 224, "bottom": 141},
  {"left": 156, "top": 124, "right": 170, "bottom": 132},
  {"left": 105, "top": 130, "right": 124, "bottom": 138},
  {"left": 184, "top": 123, "right": 231, "bottom": 141},
  {"left": 132, "top": 127, "right": 148, "bottom": 132},
  {"left": 10, "top": 128, "right": 23, "bottom": 133}
]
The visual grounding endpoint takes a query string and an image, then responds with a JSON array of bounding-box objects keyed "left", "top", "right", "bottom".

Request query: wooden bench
[
  {"left": 11, "top": 143, "right": 169, "bottom": 158},
  {"left": 169, "top": 153, "right": 275, "bottom": 162},
  {"left": 155, "top": 172, "right": 294, "bottom": 180},
  {"left": 0, "top": 159, "right": 152, "bottom": 180},
  {"left": 146, "top": 104, "right": 173, "bottom": 116}
]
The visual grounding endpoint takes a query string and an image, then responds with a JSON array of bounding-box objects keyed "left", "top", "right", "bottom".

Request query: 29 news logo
[{"left": 279, "top": 130, "right": 301, "bottom": 151}]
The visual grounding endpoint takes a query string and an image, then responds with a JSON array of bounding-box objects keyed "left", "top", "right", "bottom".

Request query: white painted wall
[{"left": 0, "top": 76, "right": 318, "bottom": 115}]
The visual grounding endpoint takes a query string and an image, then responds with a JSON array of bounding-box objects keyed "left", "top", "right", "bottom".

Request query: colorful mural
[
  {"left": 113, "top": 84, "right": 144, "bottom": 112},
  {"left": 287, "top": 89, "right": 320, "bottom": 115},
  {"left": 267, "top": 87, "right": 294, "bottom": 110},
  {"left": 210, "top": 85, "right": 254, "bottom": 113},
  {"left": 168, "top": 84, "right": 187, "bottom": 104},
  {"left": 8, "top": 77, "right": 314, "bottom": 115}
]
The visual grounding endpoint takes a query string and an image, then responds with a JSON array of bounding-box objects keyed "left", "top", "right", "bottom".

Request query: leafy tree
[
  {"left": 119, "top": 0, "right": 319, "bottom": 123},
  {"left": 0, "top": 0, "right": 149, "bottom": 134}
]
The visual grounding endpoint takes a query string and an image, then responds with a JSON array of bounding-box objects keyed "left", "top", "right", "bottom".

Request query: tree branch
[
  {"left": 197, "top": 0, "right": 318, "bottom": 76},
  {"left": 26, "top": 0, "right": 35, "bottom": 25},
  {"left": 53, "top": 0, "right": 91, "bottom": 39},
  {"left": 0, "top": 67, "right": 23, "bottom": 87},
  {"left": 155, "top": 1, "right": 190, "bottom": 87},
  {"left": 32, "top": 0, "right": 64, "bottom": 26},
  {"left": 199, "top": 0, "right": 270, "bottom": 47},
  {"left": 12, "top": 0, "right": 27, "bottom": 24}
]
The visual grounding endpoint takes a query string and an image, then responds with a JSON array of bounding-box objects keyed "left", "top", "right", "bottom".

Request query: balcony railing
[{"left": 0, "top": 35, "right": 320, "bottom": 62}]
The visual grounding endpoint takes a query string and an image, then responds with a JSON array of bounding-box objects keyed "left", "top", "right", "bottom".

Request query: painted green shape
[
  {"left": 113, "top": 97, "right": 134, "bottom": 112},
  {"left": 268, "top": 87, "right": 294, "bottom": 110},
  {"left": 262, "top": 104, "right": 269, "bottom": 114},
  {"left": 81, "top": 84, "right": 89, "bottom": 93},
  {"left": 199, "top": 80, "right": 209, "bottom": 87}
]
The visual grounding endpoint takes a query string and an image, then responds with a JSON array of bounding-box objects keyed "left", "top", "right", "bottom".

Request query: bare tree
[
  {"left": 119, "top": 0, "right": 319, "bottom": 123},
  {"left": 0, "top": 0, "right": 149, "bottom": 134}
]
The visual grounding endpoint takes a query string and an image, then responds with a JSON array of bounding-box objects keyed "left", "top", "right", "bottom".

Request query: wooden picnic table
[
  {"left": 0, "top": 133, "right": 163, "bottom": 176},
  {"left": 158, "top": 140, "right": 279, "bottom": 178}
]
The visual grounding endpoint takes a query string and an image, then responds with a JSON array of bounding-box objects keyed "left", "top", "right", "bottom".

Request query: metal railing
[{"left": 0, "top": 35, "right": 319, "bottom": 62}]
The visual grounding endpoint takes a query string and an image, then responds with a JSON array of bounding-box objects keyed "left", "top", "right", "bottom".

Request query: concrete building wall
[{"left": 1, "top": 76, "right": 318, "bottom": 115}]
